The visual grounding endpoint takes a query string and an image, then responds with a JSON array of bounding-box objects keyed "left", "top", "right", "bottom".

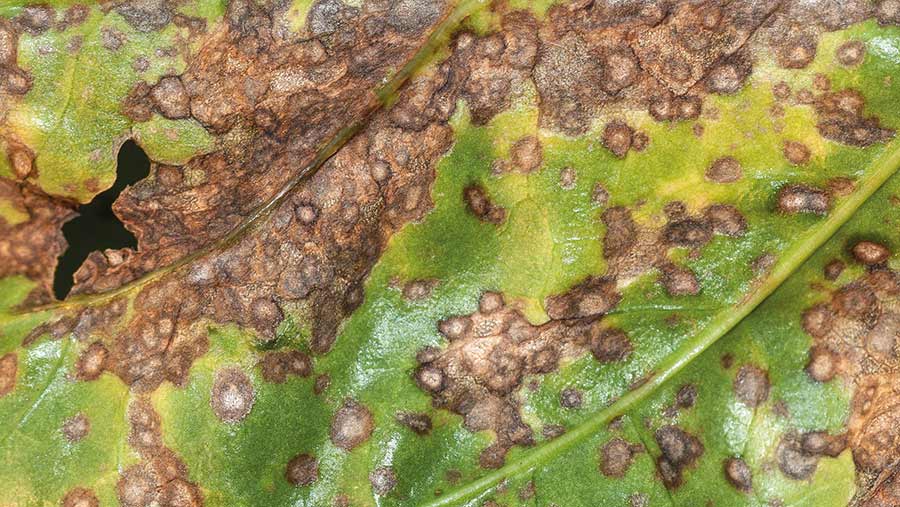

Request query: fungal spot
[
  {"left": 837, "top": 41, "right": 865, "bottom": 66},
  {"left": 62, "top": 412, "right": 91, "bottom": 442},
  {"left": 150, "top": 76, "right": 191, "bottom": 120},
  {"left": 330, "top": 399, "right": 374, "bottom": 451},
  {"left": 599, "top": 437, "right": 643, "bottom": 478},
  {"left": 116, "top": 0, "right": 173, "bottom": 33},
  {"left": 463, "top": 184, "right": 506, "bottom": 224},
  {"left": 518, "top": 480, "right": 536, "bottom": 501},
  {"left": 509, "top": 136, "right": 542, "bottom": 172},
  {"left": 285, "top": 454, "right": 318, "bottom": 487},
  {"left": 396, "top": 411, "right": 432, "bottom": 435},
  {"left": 660, "top": 265, "right": 700, "bottom": 297},
  {"left": 655, "top": 425, "right": 704, "bottom": 489},
  {"left": 117, "top": 463, "right": 160, "bottom": 507},
  {"left": 210, "top": 367, "right": 255, "bottom": 424},
  {"left": 824, "top": 260, "right": 845, "bottom": 281},
  {"left": 559, "top": 167, "right": 577, "bottom": 190},
  {"left": 777, "top": 37, "right": 817, "bottom": 69},
  {"left": 62, "top": 488, "right": 99, "bottom": 507},
  {"left": 783, "top": 141, "right": 811, "bottom": 166},
  {"left": 601, "top": 49, "right": 639, "bottom": 94},
  {"left": 733, "top": 365, "right": 770, "bottom": 407},
  {"left": 560, "top": 387, "right": 583, "bottom": 409},
  {"left": 723, "top": 457, "right": 752, "bottom": 492},
  {"left": 776, "top": 184, "right": 831, "bottom": 215},
  {"left": 590, "top": 327, "right": 632, "bottom": 363},
  {"left": 259, "top": 350, "right": 312, "bottom": 383},
  {"left": 704, "top": 204, "right": 747, "bottom": 237},
  {"left": 592, "top": 182, "right": 610, "bottom": 206},
  {"left": 705, "top": 157, "right": 742, "bottom": 183},
  {"left": 0, "top": 353, "right": 16, "bottom": 397},
  {"left": 852, "top": 241, "right": 891, "bottom": 266},
  {"left": 676, "top": 384, "right": 697, "bottom": 409},
  {"left": 601, "top": 120, "right": 634, "bottom": 158},
  {"left": 816, "top": 89, "right": 894, "bottom": 147},
  {"left": 806, "top": 346, "right": 837, "bottom": 383},
  {"left": 369, "top": 466, "right": 397, "bottom": 495},
  {"left": 545, "top": 276, "right": 621, "bottom": 320},
  {"left": 776, "top": 433, "right": 819, "bottom": 480},
  {"left": 664, "top": 218, "right": 712, "bottom": 248}
]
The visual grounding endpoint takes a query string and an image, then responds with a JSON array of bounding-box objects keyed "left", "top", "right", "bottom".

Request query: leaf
[{"left": 2, "top": 1, "right": 900, "bottom": 506}]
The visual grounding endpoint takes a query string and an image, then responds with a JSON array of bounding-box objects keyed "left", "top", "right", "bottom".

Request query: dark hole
[{"left": 53, "top": 140, "right": 150, "bottom": 300}]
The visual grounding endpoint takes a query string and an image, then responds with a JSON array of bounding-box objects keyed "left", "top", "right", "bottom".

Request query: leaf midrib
[{"left": 422, "top": 139, "right": 900, "bottom": 507}]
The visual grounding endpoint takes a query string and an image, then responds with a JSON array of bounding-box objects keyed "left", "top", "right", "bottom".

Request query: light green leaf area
[
  {"left": 132, "top": 114, "right": 215, "bottom": 166},
  {"left": 0, "top": 1, "right": 224, "bottom": 202}
]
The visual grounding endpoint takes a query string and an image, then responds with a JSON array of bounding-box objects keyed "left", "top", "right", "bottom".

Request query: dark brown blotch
[
  {"left": 286, "top": 453, "right": 318, "bottom": 487},
  {"left": 330, "top": 399, "right": 374, "bottom": 451},
  {"left": 723, "top": 457, "right": 752, "bottom": 492},
  {"left": 733, "top": 365, "right": 770, "bottom": 408},
  {"left": 210, "top": 367, "right": 255, "bottom": 423},
  {"left": 599, "top": 437, "right": 644, "bottom": 478}
]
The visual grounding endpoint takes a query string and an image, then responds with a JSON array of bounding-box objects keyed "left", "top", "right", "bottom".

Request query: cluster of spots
[
  {"left": 599, "top": 437, "right": 645, "bottom": 478},
  {"left": 463, "top": 184, "right": 506, "bottom": 225},
  {"left": 654, "top": 425, "right": 704, "bottom": 489},
  {"left": 775, "top": 430, "right": 847, "bottom": 480},
  {"left": 796, "top": 241, "right": 900, "bottom": 486},
  {"left": 67, "top": 0, "right": 456, "bottom": 297},
  {"left": 0, "top": 181, "right": 74, "bottom": 305},
  {"left": 259, "top": 350, "right": 312, "bottom": 383},
  {"left": 602, "top": 201, "right": 747, "bottom": 296},
  {"left": 414, "top": 291, "right": 631, "bottom": 468},
  {"left": 600, "top": 121, "right": 648, "bottom": 159},
  {"left": 118, "top": 398, "right": 203, "bottom": 507}
]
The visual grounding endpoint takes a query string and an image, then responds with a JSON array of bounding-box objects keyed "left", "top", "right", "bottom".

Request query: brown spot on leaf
[
  {"left": 599, "top": 437, "right": 643, "bottom": 478},
  {"left": 655, "top": 425, "right": 704, "bottom": 489},
  {"left": 837, "top": 41, "right": 865, "bottom": 66},
  {"left": 331, "top": 399, "right": 374, "bottom": 451},
  {"left": 151, "top": 76, "right": 191, "bottom": 120},
  {"left": 852, "top": 241, "right": 891, "bottom": 266},
  {"left": 62, "top": 413, "right": 91, "bottom": 442},
  {"left": 286, "top": 453, "right": 318, "bottom": 487},
  {"left": 783, "top": 141, "right": 811, "bottom": 166},
  {"left": 545, "top": 276, "right": 621, "bottom": 320},
  {"left": 464, "top": 184, "right": 506, "bottom": 224},
  {"left": 724, "top": 457, "right": 752, "bottom": 492},
  {"left": 705, "top": 157, "right": 742, "bottom": 183},
  {"left": 62, "top": 488, "right": 99, "bottom": 507},
  {"left": 590, "top": 327, "right": 632, "bottom": 363},
  {"left": 369, "top": 466, "right": 397, "bottom": 495},
  {"left": 776, "top": 184, "right": 831, "bottom": 215},
  {"left": 210, "top": 367, "right": 255, "bottom": 423},
  {"left": 509, "top": 136, "right": 542, "bottom": 172},
  {"left": 259, "top": 350, "right": 312, "bottom": 383},
  {"left": 806, "top": 346, "right": 837, "bottom": 383},
  {"left": 660, "top": 264, "right": 701, "bottom": 297},
  {"left": 0, "top": 353, "right": 16, "bottom": 397},
  {"left": 601, "top": 121, "right": 634, "bottom": 158},
  {"left": 705, "top": 204, "right": 747, "bottom": 237},
  {"left": 776, "top": 433, "right": 819, "bottom": 480},
  {"left": 733, "top": 365, "right": 770, "bottom": 407},
  {"left": 396, "top": 411, "right": 432, "bottom": 435},
  {"left": 824, "top": 260, "right": 845, "bottom": 281},
  {"left": 560, "top": 387, "right": 582, "bottom": 409}
]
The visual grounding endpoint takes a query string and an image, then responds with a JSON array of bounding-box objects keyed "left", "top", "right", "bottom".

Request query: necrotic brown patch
[
  {"left": 509, "top": 135, "right": 542, "bottom": 172},
  {"left": 599, "top": 437, "right": 643, "bottom": 478},
  {"left": 259, "top": 350, "right": 312, "bottom": 383},
  {"left": 210, "top": 367, "right": 256, "bottom": 423},
  {"left": 836, "top": 41, "right": 865, "bottom": 66},
  {"left": 723, "top": 457, "right": 752, "bottom": 492},
  {"left": 783, "top": 141, "right": 811, "bottom": 165},
  {"left": 62, "top": 412, "right": 91, "bottom": 442},
  {"left": 776, "top": 433, "right": 819, "bottom": 480},
  {"left": 396, "top": 411, "right": 432, "bottom": 435},
  {"left": 463, "top": 184, "right": 506, "bottom": 224},
  {"left": 601, "top": 121, "right": 634, "bottom": 158},
  {"left": 369, "top": 466, "right": 397, "bottom": 495},
  {"left": 286, "top": 453, "right": 319, "bottom": 486},
  {"left": 655, "top": 425, "right": 704, "bottom": 489},
  {"left": 62, "top": 487, "right": 99, "bottom": 507},
  {"left": 852, "top": 241, "right": 891, "bottom": 266},
  {"left": 705, "top": 157, "right": 742, "bottom": 183},
  {"left": 733, "top": 365, "right": 770, "bottom": 407},
  {"left": 0, "top": 353, "right": 16, "bottom": 397},
  {"left": 776, "top": 184, "right": 831, "bottom": 215},
  {"left": 330, "top": 399, "right": 374, "bottom": 451}
]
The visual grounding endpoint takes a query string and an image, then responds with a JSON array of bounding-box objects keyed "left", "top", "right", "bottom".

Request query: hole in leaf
[{"left": 53, "top": 140, "right": 150, "bottom": 300}]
